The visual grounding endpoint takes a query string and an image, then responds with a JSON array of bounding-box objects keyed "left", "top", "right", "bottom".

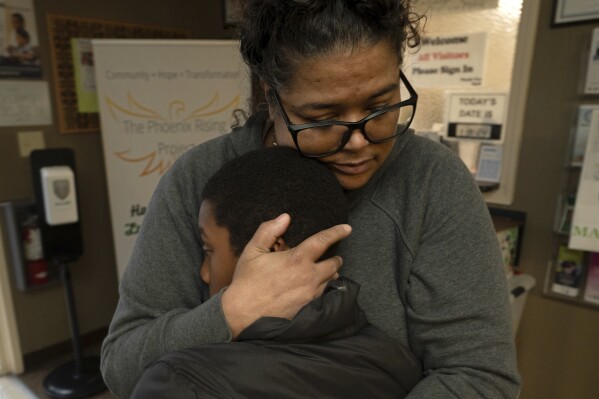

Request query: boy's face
[{"left": 199, "top": 200, "right": 239, "bottom": 296}]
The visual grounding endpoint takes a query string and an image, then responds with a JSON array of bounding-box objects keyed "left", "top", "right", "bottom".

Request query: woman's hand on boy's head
[{"left": 221, "top": 213, "right": 351, "bottom": 339}]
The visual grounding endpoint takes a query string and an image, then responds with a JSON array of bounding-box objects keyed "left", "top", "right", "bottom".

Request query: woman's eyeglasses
[{"left": 272, "top": 71, "right": 418, "bottom": 158}]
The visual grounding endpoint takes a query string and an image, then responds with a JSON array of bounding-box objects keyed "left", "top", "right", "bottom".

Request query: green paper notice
[{"left": 71, "top": 38, "right": 98, "bottom": 113}]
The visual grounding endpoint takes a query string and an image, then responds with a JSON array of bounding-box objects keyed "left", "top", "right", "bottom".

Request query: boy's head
[{"left": 199, "top": 146, "right": 348, "bottom": 296}]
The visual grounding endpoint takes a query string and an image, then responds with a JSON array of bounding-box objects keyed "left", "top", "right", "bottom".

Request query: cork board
[{"left": 47, "top": 14, "right": 190, "bottom": 134}]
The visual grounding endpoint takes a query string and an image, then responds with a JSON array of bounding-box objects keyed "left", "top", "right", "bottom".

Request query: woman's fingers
[
  {"left": 243, "top": 213, "right": 291, "bottom": 255},
  {"left": 224, "top": 220, "right": 352, "bottom": 339},
  {"left": 315, "top": 255, "right": 344, "bottom": 282},
  {"left": 291, "top": 224, "right": 352, "bottom": 263}
]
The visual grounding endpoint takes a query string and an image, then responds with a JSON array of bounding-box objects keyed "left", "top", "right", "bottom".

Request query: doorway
[{"left": 0, "top": 226, "right": 23, "bottom": 376}]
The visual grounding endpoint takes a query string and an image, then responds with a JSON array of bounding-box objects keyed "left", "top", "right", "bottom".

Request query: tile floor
[
  {"left": 15, "top": 344, "right": 115, "bottom": 399},
  {"left": 0, "top": 376, "right": 38, "bottom": 399}
]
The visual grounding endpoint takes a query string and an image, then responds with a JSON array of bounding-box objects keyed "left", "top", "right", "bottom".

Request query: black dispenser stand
[
  {"left": 43, "top": 261, "right": 106, "bottom": 398},
  {"left": 30, "top": 149, "right": 107, "bottom": 397}
]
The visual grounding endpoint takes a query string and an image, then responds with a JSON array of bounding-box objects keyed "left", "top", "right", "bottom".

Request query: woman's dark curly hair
[{"left": 239, "top": 0, "right": 423, "bottom": 113}]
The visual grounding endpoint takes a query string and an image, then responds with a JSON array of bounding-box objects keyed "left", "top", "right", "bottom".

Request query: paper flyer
[
  {"left": 583, "top": 253, "right": 599, "bottom": 305},
  {"left": 475, "top": 144, "right": 503, "bottom": 183},
  {"left": 0, "top": 80, "right": 52, "bottom": 126},
  {"left": 584, "top": 27, "right": 599, "bottom": 94},
  {"left": 571, "top": 105, "right": 599, "bottom": 166},
  {"left": 552, "top": 245, "right": 585, "bottom": 297},
  {"left": 71, "top": 38, "right": 98, "bottom": 113},
  {"left": 414, "top": 0, "right": 498, "bottom": 15},
  {"left": 569, "top": 110, "right": 599, "bottom": 252}
]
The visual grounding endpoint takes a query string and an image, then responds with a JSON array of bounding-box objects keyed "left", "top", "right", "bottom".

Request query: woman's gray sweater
[{"left": 101, "top": 113, "right": 521, "bottom": 398}]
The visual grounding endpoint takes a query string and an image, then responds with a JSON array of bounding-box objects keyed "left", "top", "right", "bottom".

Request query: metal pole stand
[{"left": 43, "top": 261, "right": 106, "bottom": 398}]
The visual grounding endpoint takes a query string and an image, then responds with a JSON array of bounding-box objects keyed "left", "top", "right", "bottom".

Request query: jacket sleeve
[
  {"left": 100, "top": 144, "right": 233, "bottom": 399},
  {"left": 130, "top": 362, "right": 198, "bottom": 399},
  {"left": 404, "top": 149, "right": 521, "bottom": 398}
]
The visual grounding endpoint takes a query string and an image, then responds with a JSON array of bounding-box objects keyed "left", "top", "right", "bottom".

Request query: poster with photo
[{"left": 0, "top": 0, "right": 41, "bottom": 78}]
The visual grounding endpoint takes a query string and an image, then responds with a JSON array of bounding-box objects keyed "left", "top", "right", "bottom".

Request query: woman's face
[{"left": 268, "top": 40, "right": 401, "bottom": 191}]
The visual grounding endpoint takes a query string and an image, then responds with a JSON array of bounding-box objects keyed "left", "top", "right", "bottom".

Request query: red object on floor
[{"left": 26, "top": 259, "right": 49, "bottom": 286}]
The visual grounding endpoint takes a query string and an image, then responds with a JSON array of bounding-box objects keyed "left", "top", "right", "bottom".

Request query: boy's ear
[
  {"left": 271, "top": 237, "right": 288, "bottom": 252},
  {"left": 200, "top": 261, "right": 210, "bottom": 285}
]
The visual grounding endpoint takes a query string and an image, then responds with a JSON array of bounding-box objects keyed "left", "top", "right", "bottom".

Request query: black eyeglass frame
[{"left": 272, "top": 71, "right": 418, "bottom": 158}]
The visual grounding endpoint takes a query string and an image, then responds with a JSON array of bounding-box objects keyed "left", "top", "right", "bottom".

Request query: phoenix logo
[{"left": 107, "top": 92, "right": 240, "bottom": 177}]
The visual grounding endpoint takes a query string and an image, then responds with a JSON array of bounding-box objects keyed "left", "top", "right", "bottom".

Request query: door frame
[{"left": 0, "top": 226, "right": 23, "bottom": 375}]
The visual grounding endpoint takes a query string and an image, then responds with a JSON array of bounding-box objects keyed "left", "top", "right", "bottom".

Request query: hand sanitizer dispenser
[
  {"left": 30, "top": 148, "right": 83, "bottom": 262},
  {"left": 40, "top": 166, "right": 79, "bottom": 225}
]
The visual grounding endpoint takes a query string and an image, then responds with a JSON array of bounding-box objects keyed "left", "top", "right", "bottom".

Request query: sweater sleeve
[
  {"left": 404, "top": 149, "right": 521, "bottom": 398},
  {"left": 100, "top": 143, "right": 233, "bottom": 398}
]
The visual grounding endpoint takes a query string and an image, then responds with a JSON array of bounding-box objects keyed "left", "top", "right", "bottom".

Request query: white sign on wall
[
  {"left": 405, "top": 32, "right": 487, "bottom": 88},
  {"left": 92, "top": 39, "right": 250, "bottom": 278},
  {"left": 445, "top": 91, "right": 508, "bottom": 142}
]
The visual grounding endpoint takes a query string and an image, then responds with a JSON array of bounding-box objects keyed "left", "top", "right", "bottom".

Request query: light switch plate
[{"left": 18, "top": 131, "right": 45, "bottom": 157}]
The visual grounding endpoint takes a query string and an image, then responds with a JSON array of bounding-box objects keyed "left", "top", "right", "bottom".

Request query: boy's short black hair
[{"left": 202, "top": 147, "right": 348, "bottom": 256}]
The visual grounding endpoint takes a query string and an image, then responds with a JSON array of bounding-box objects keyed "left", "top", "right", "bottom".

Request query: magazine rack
[{"left": 543, "top": 105, "right": 599, "bottom": 309}]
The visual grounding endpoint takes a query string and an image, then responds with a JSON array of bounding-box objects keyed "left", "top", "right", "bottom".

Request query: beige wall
[
  {"left": 0, "top": 0, "right": 232, "bottom": 355},
  {"left": 505, "top": 2, "right": 599, "bottom": 399}
]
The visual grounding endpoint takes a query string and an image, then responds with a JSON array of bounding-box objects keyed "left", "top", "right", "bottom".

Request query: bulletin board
[{"left": 47, "top": 14, "right": 190, "bottom": 134}]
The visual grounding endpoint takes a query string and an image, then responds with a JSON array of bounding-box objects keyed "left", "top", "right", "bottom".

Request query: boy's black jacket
[{"left": 130, "top": 277, "right": 422, "bottom": 398}]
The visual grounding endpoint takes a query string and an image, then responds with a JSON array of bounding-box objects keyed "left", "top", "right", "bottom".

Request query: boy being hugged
[{"left": 131, "top": 147, "right": 421, "bottom": 398}]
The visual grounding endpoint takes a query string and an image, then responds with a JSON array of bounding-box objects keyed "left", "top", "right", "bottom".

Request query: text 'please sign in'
[{"left": 405, "top": 32, "right": 487, "bottom": 87}]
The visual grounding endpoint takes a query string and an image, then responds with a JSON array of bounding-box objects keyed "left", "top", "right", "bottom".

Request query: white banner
[
  {"left": 569, "top": 110, "right": 599, "bottom": 252},
  {"left": 93, "top": 40, "right": 250, "bottom": 278}
]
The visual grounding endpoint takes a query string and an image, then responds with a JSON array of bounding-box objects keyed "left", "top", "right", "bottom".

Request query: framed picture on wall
[
  {"left": 46, "top": 14, "right": 189, "bottom": 134},
  {"left": 553, "top": 0, "right": 599, "bottom": 26},
  {"left": 223, "top": 0, "right": 242, "bottom": 27}
]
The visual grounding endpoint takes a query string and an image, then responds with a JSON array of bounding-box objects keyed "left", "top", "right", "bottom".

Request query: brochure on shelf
[
  {"left": 475, "top": 144, "right": 503, "bottom": 183},
  {"left": 571, "top": 105, "right": 599, "bottom": 166},
  {"left": 557, "top": 194, "right": 576, "bottom": 234},
  {"left": 569, "top": 110, "right": 599, "bottom": 252},
  {"left": 584, "top": 27, "right": 599, "bottom": 95},
  {"left": 583, "top": 253, "right": 599, "bottom": 305},
  {"left": 552, "top": 245, "right": 586, "bottom": 297}
]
